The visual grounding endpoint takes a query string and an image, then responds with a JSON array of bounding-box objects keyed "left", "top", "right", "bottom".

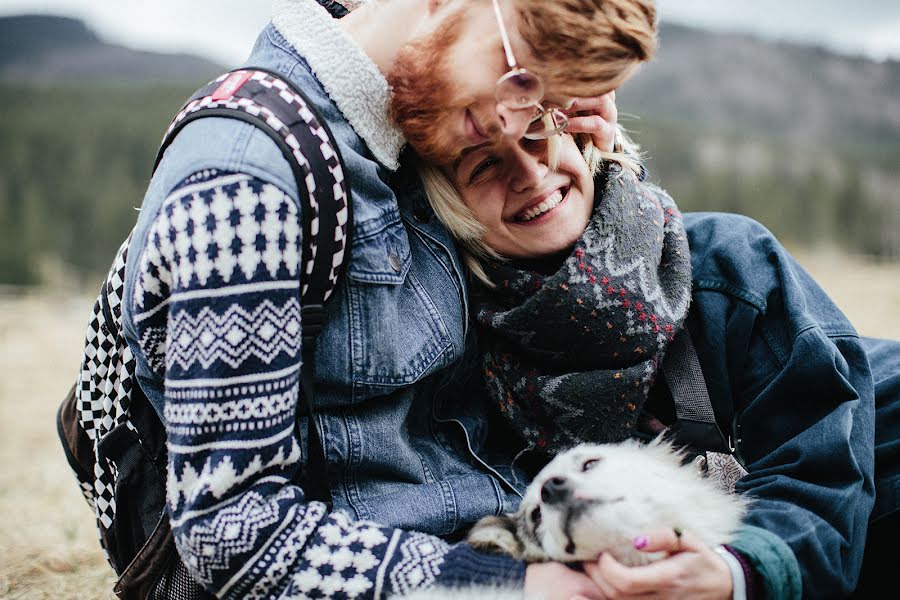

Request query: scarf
[{"left": 472, "top": 167, "right": 693, "bottom": 452}]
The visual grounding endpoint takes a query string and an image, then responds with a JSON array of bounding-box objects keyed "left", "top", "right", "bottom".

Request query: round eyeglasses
[{"left": 492, "top": 0, "right": 569, "bottom": 140}]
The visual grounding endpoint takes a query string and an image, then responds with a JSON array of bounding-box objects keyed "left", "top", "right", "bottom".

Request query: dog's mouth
[{"left": 558, "top": 496, "right": 625, "bottom": 556}]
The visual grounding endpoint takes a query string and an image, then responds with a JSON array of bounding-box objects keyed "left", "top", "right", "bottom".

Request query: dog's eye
[
  {"left": 530, "top": 506, "right": 542, "bottom": 527},
  {"left": 581, "top": 458, "right": 601, "bottom": 472}
]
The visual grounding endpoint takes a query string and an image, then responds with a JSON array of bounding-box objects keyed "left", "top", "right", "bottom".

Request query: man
[{"left": 120, "top": 0, "right": 657, "bottom": 597}]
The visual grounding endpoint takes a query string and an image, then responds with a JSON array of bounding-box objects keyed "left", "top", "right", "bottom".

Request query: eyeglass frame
[{"left": 490, "top": 0, "right": 569, "bottom": 140}]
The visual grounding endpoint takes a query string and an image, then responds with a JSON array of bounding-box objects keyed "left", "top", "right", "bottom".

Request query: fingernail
[{"left": 633, "top": 534, "right": 649, "bottom": 549}]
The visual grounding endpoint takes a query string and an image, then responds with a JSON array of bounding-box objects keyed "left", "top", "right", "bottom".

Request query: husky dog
[{"left": 400, "top": 439, "right": 747, "bottom": 599}]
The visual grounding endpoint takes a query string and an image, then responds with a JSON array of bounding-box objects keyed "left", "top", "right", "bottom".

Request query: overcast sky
[{"left": 2, "top": 0, "right": 899, "bottom": 66}]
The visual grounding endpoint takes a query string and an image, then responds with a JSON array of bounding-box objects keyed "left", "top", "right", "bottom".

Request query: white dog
[{"left": 401, "top": 438, "right": 747, "bottom": 599}]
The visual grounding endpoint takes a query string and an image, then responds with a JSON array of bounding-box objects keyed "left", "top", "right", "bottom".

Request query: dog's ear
[{"left": 467, "top": 514, "right": 524, "bottom": 559}]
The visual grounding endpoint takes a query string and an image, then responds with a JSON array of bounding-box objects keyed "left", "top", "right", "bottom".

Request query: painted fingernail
[{"left": 633, "top": 534, "right": 649, "bottom": 549}]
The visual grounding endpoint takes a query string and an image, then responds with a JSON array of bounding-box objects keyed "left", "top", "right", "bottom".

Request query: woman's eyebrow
[{"left": 453, "top": 141, "right": 491, "bottom": 171}]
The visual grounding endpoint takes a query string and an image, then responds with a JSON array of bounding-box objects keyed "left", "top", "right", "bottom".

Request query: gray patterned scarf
[{"left": 472, "top": 167, "right": 692, "bottom": 452}]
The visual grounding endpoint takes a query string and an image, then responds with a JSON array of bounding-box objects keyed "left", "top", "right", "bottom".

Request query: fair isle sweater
[{"left": 134, "top": 169, "right": 524, "bottom": 598}]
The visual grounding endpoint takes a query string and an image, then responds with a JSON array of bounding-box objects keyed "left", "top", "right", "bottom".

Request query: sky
[{"left": 1, "top": 0, "right": 899, "bottom": 67}]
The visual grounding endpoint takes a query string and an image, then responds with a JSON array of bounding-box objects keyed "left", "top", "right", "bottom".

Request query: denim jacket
[
  {"left": 676, "top": 212, "right": 900, "bottom": 599},
  {"left": 119, "top": 6, "right": 524, "bottom": 599}
]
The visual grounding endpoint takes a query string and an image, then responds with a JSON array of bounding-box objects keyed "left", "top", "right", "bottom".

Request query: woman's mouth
[{"left": 515, "top": 187, "right": 570, "bottom": 223}]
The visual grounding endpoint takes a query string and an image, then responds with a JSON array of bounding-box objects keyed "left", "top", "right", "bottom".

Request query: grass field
[{"left": 0, "top": 251, "right": 898, "bottom": 598}]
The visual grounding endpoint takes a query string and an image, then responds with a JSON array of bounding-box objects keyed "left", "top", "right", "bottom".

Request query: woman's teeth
[{"left": 519, "top": 189, "right": 564, "bottom": 222}]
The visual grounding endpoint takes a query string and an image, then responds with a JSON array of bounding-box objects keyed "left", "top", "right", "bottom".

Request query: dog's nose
[{"left": 541, "top": 477, "right": 571, "bottom": 505}]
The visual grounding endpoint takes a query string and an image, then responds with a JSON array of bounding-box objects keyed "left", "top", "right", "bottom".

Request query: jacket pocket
[{"left": 346, "top": 216, "right": 452, "bottom": 391}]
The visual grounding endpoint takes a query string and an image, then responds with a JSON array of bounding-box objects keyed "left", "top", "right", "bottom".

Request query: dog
[
  {"left": 468, "top": 437, "right": 747, "bottom": 566},
  {"left": 400, "top": 438, "right": 747, "bottom": 599}
]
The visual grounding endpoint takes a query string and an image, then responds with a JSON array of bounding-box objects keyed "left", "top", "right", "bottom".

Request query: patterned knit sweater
[{"left": 132, "top": 170, "right": 524, "bottom": 599}]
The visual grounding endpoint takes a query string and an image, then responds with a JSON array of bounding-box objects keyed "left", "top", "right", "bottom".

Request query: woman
[{"left": 416, "top": 104, "right": 900, "bottom": 599}]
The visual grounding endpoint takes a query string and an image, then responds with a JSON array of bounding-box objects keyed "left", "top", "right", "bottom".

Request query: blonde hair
[{"left": 420, "top": 130, "right": 643, "bottom": 287}]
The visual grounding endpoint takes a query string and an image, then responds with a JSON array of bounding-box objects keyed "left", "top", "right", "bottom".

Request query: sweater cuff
[
  {"left": 727, "top": 525, "right": 801, "bottom": 600},
  {"left": 433, "top": 543, "right": 526, "bottom": 591},
  {"left": 723, "top": 544, "right": 758, "bottom": 600}
]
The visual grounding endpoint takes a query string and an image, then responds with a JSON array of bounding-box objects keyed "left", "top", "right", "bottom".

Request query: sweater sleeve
[{"left": 132, "top": 170, "right": 525, "bottom": 599}]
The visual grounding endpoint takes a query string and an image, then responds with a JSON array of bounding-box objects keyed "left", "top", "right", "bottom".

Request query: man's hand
[
  {"left": 580, "top": 529, "right": 733, "bottom": 600},
  {"left": 525, "top": 561, "right": 607, "bottom": 600},
  {"left": 563, "top": 92, "right": 618, "bottom": 153}
]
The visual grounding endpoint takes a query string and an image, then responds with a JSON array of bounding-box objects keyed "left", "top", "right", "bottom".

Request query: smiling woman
[{"left": 445, "top": 134, "right": 595, "bottom": 259}]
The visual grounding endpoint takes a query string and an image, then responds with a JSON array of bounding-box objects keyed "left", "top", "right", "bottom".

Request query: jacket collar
[{"left": 272, "top": 0, "right": 405, "bottom": 170}]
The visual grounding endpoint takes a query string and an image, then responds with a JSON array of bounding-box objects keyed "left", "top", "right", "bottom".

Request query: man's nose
[
  {"left": 496, "top": 103, "right": 534, "bottom": 139},
  {"left": 541, "top": 476, "right": 571, "bottom": 505}
]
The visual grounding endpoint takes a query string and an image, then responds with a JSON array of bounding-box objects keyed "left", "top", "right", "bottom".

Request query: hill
[
  {"left": 619, "top": 24, "right": 900, "bottom": 152},
  {"left": 0, "top": 15, "right": 225, "bottom": 84}
]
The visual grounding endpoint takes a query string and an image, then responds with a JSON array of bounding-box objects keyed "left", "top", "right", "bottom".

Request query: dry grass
[
  {"left": 0, "top": 252, "right": 897, "bottom": 598},
  {"left": 0, "top": 291, "right": 117, "bottom": 599}
]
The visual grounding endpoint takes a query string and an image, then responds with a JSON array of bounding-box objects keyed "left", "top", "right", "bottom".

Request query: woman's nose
[{"left": 509, "top": 146, "right": 548, "bottom": 192}]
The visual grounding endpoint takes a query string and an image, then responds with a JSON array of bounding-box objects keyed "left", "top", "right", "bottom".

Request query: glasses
[{"left": 491, "top": 0, "right": 569, "bottom": 140}]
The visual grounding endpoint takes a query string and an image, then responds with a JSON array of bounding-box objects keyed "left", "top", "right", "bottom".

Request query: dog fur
[
  {"left": 468, "top": 438, "right": 746, "bottom": 566},
  {"left": 400, "top": 438, "right": 747, "bottom": 599}
]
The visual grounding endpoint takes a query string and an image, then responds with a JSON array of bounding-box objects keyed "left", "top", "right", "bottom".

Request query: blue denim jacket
[
  {"left": 123, "top": 24, "right": 521, "bottom": 535},
  {"left": 679, "top": 212, "right": 898, "bottom": 599}
]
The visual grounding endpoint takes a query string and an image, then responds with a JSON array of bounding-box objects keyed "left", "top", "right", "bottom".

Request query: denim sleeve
[
  {"left": 686, "top": 213, "right": 876, "bottom": 599},
  {"left": 132, "top": 170, "right": 525, "bottom": 599}
]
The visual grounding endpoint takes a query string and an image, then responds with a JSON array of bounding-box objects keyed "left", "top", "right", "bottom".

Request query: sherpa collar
[{"left": 272, "top": 0, "right": 405, "bottom": 170}]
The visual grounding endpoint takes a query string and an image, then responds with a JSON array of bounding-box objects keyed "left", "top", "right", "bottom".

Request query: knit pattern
[
  {"left": 133, "top": 170, "right": 524, "bottom": 598},
  {"left": 473, "top": 168, "right": 692, "bottom": 452}
]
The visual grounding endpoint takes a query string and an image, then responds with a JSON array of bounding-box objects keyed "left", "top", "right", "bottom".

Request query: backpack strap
[
  {"left": 153, "top": 68, "right": 353, "bottom": 507},
  {"left": 662, "top": 329, "right": 734, "bottom": 454}
]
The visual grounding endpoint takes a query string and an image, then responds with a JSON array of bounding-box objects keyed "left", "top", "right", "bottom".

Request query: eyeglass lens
[{"left": 496, "top": 70, "right": 544, "bottom": 110}]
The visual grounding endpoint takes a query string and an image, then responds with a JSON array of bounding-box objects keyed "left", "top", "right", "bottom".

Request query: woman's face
[{"left": 447, "top": 135, "right": 594, "bottom": 259}]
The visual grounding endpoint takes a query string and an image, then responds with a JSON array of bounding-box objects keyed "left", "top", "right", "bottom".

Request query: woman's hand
[
  {"left": 563, "top": 92, "right": 619, "bottom": 153},
  {"left": 525, "top": 561, "right": 606, "bottom": 600},
  {"left": 578, "top": 529, "right": 734, "bottom": 600}
]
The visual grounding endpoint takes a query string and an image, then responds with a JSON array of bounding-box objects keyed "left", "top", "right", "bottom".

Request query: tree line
[{"left": 0, "top": 84, "right": 897, "bottom": 287}]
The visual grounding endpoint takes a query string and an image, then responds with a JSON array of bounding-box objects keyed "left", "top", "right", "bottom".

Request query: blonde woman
[{"left": 416, "top": 115, "right": 900, "bottom": 598}]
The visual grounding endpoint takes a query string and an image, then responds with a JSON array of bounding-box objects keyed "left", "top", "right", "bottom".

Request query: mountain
[
  {"left": 619, "top": 24, "right": 900, "bottom": 152},
  {"left": 0, "top": 15, "right": 225, "bottom": 84}
]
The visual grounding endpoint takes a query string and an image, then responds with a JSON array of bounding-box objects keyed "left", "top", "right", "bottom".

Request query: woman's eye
[
  {"left": 530, "top": 506, "right": 542, "bottom": 526},
  {"left": 581, "top": 458, "right": 600, "bottom": 472},
  {"left": 469, "top": 158, "right": 499, "bottom": 183}
]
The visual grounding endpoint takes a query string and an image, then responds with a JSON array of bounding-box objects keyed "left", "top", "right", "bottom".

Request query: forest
[{"left": 1, "top": 81, "right": 897, "bottom": 286}]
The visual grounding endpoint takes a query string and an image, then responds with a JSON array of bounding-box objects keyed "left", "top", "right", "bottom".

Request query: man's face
[{"left": 389, "top": 0, "right": 568, "bottom": 166}]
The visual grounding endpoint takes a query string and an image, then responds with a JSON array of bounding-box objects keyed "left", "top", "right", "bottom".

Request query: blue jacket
[
  {"left": 680, "top": 212, "right": 898, "bottom": 599},
  {"left": 121, "top": 6, "right": 524, "bottom": 599}
]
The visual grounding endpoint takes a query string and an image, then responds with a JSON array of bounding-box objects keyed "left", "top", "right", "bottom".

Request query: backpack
[{"left": 56, "top": 68, "right": 351, "bottom": 600}]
